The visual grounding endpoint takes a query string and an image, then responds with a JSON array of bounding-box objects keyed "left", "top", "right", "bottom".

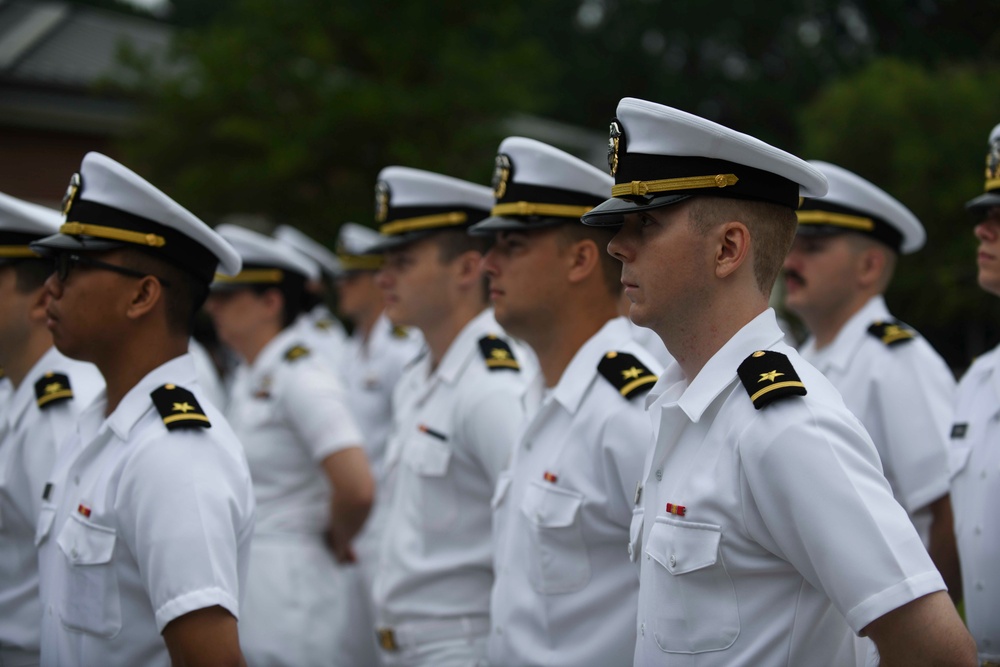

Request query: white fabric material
[
  {"left": 292, "top": 306, "right": 348, "bottom": 376},
  {"left": 633, "top": 309, "right": 944, "bottom": 666},
  {"left": 227, "top": 325, "right": 363, "bottom": 535},
  {"left": 489, "top": 317, "right": 662, "bottom": 667},
  {"left": 69, "top": 152, "right": 241, "bottom": 275},
  {"left": 274, "top": 225, "right": 342, "bottom": 277},
  {"left": 376, "top": 166, "right": 493, "bottom": 210},
  {"left": 36, "top": 354, "right": 255, "bottom": 667},
  {"left": 336, "top": 222, "right": 382, "bottom": 257},
  {"left": 330, "top": 314, "right": 422, "bottom": 667},
  {"left": 373, "top": 309, "right": 530, "bottom": 630},
  {"left": 188, "top": 338, "right": 226, "bottom": 411},
  {"left": 806, "top": 161, "right": 925, "bottom": 253},
  {"left": 216, "top": 224, "right": 320, "bottom": 281},
  {"left": 799, "top": 295, "right": 953, "bottom": 545},
  {"left": 0, "top": 348, "right": 102, "bottom": 659},
  {"left": 949, "top": 344, "right": 1000, "bottom": 662},
  {"left": 615, "top": 98, "right": 828, "bottom": 197},
  {"left": 0, "top": 191, "right": 60, "bottom": 236},
  {"left": 493, "top": 136, "right": 612, "bottom": 197}
]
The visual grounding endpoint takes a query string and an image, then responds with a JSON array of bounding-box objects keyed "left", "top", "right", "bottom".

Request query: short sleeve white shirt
[
  {"left": 226, "top": 326, "right": 364, "bottom": 534},
  {"left": 293, "top": 305, "right": 348, "bottom": 373},
  {"left": 633, "top": 309, "right": 944, "bottom": 666},
  {"left": 949, "top": 345, "right": 1000, "bottom": 661},
  {"left": 800, "top": 295, "right": 953, "bottom": 545},
  {"left": 489, "top": 317, "right": 663, "bottom": 667},
  {"left": 36, "top": 354, "right": 256, "bottom": 667},
  {"left": 0, "top": 347, "right": 102, "bottom": 656},
  {"left": 373, "top": 309, "right": 530, "bottom": 626}
]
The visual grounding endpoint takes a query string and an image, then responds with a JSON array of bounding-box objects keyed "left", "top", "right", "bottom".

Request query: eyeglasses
[{"left": 54, "top": 253, "right": 171, "bottom": 287}]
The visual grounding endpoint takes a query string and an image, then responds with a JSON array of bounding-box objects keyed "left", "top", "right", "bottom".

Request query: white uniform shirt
[
  {"left": 633, "top": 309, "right": 945, "bottom": 666},
  {"left": 227, "top": 326, "right": 363, "bottom": 535},
  {"left": 293, "top": 305, "right": 347, "bottom": 374},
  {"left": 36, "top": 354, "right": 256, "bottom": 667},
  {"left": 339, "top": 312, "right": 424, "bottom": 485},
  {"left": 373, "top": 309, "right": 529, "bottom": 626},
  {"left": 489, "top": 316, "right": 663, "bottom": 667},
  {"left": 188, "top": 337, "right": 227, "bottom": 411},
  {"left": 800, "top": 295, "right": 953, "bottom": 545},
  {"left": 949, "top": 344, "right": 1000, "bottom": 661},
  {"left": 0, "top": 348, "right": 102, "bottom": 657}
]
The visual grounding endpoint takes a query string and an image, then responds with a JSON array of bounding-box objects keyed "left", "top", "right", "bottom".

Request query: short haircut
[
  {"left": 687, "top": 197, "right": 797, "bottom": 295},
  {"left": 430, "top": 228, "right": 490, "bottom": 303},
  {"left": 118, "top": 249, "right": 210, "bottom": 336},
  {"left": 844, "top": 233, "right": 898, "bottom": 292},
  {"left": 12, "top": 259, "right": 53, "bottom": 294},
  {"left": 554, "top": 223, "right": 622, "bottom": 298}
]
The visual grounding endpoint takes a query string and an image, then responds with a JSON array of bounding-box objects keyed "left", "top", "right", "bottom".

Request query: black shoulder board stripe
[
  {"left": 867, "top": 320, "right": 915, "bottom": 347},
  {"left": 737, "top": 350, "right": 807, "bottom": 410},
  {"left": 35, "top": 372, "right": 73, "bottom": 409},
  {"left": 284, "top": 345, "right": 311, "bottom": 362},
  {"left": 950, "top": 423, "right": 968, "bottom": 439},
  {"left": 597, "top": 351, "right": 657, "bottom": 400},
  {"left": 151, "top": 384, "right": 211, "bottom": 430},
  {"left": 478, "top": 335, "right": 519, "bottom": 372}
]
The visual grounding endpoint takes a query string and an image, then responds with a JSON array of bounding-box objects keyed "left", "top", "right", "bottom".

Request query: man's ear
[
  {"left": 453, "top": 250, "right": 485, "bottom": 289},
  {"left": 856, "top": 245, "right": 886, "bottom": 289},
  {"left": 565, "top": 239, "right": 600, "bottom": 285},
  {"left": 715, "top": 221, "right": 751, "bottom": 280},
  {"left": 124, "top": 276, "right": 165, "bottom": 321},
  {"left": 27, "top": 284, "right": 51, "bottom": 325}
]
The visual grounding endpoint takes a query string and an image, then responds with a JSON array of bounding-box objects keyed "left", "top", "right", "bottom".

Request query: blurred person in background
[
  {"left": 948, "top": 121, "right": 1000, "bottom": 665},
  {"left": 206, "top": 224, "right": 373, "bottom": 667},
  {"left": 0, "top": 191, "right": 103, "bottom": 667},
  {"left": 782, "top": 161, "right": 958, "bottom": 595},
  {"left": 327, "top": 221, "right": 423, "bottom": 666},
  {"left": 369, "top": 167, "right": 530, "bottom": 667}
]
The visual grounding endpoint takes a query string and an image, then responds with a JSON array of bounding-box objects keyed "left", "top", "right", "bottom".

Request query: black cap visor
[
  {"left": 29, "top": 233, "right": 127, "bottom": 257},
  {"left": 965, "top": 192, "right": 1000, "bottom": 221},
  {"left": 581, "top": 193, "right": 692, "bottom": 226},
  {"left": 467, "top": 215, "right": 570, "bottom": 237}
]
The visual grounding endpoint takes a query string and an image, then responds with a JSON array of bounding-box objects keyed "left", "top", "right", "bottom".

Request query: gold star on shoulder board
[
  {"left": 45, "top": 382, "right": 64, "bottom": 394},
  {"left": 172, "top": 402, "right": 195, "bottom": 413},
  {"left": 621, "top": 366, "right": 643, "bottom": 380},
  {"left": 758, "top": 370, "right": 784, "bottom": 383},
  {"left": 491, "top": 348, "right": 511, "bottom": 360}
]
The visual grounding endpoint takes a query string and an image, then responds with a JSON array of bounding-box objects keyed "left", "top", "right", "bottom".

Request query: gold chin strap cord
[
  {"left": 379, "top": 212, "right": 468, "bottom": 236},
  {"left": 0, "top": 246, "right": 40, "bottom": 258},
  {"left": 490, "top": 202, "right": 593, "bottom": 218},
  {"left": 611, "top": 173, "right": 739, "bottom": 198},
  {"left": 795, "top": 211, "right": 875, "bottom": 232},
  {"left": 213, "top": 268, "right": 285, "bottom": 284},
  {"left": 60, "top": 222, "right": 166, "bottom": 248}
]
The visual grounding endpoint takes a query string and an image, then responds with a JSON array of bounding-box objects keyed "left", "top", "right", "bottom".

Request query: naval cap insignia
[
  {"left": 492, "top": 153, "right": 512, "bottom": 200},
  {"left": 62, "top": 173, "right": 82, "bottom": 217},
  {"left": 608, "top": 120, "right": 623, "bottom": 177},
  {"left": 374, "top": 180, "right": 391, "bottom": 224}
]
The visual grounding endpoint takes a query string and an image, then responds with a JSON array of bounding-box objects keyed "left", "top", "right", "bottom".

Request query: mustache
[{"left": 784, "top": 269, "right": 805, "bottom": 286}]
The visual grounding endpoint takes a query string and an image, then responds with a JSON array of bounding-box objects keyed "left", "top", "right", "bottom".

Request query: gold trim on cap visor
[
  {"left": 795, "top": 211, "right": 875, "bottom": 232},
  {"left": 61, "top": 222, "right": 166, "bottom": 248},
  {"left": 213, "top": 268, "right": 284, "bottom": 283},
  {"left": 611, "top": 173, "right": 739, "bottom": 198},
  {"left": 491, "top": 202, "right": 594, "bottom": 218},
  {"left": 0, "top": 246, "right": 40, "bottom": 258},
  {"left": 987, "top": 177, "right": 1000, "bottom": 192},
  {"left": 379, "top": 212, "right": 468, "bottom": 236},
  {"left": 338, "top": 255, "right": 383, "bottom": 271}
]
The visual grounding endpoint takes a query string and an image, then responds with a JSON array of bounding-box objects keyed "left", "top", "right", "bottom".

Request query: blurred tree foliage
[
  {"left": 112, "top": 0, "right": 1000, "bottom": 362},
  {"left": 797, "top": 59, "right": 1000, "bottom": 369}
]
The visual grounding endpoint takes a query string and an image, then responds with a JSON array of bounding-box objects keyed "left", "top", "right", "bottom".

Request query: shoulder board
[
  {"left": 478, "top": 335, "right": 520, "bottom": 372},
  {"left": 391, "top": 325, "right": 409, "bottom": 339},
  {"left": 737, "top": 350, "right": 807, "bottom": 410},
  {"left": 151, "top": 384, "right": 211, "bottom": 431},
  {"left": 284, "top": 345, "right": 311, "bottom": 362},
  {"left": 867, "top": 320, "right": 915, "bottom": 347},
  {"left": 597, "top": 351, "right": 657, "bottom": 400},
  {"left": 35, "top": 372, "right": 74, "bottom": 409}
]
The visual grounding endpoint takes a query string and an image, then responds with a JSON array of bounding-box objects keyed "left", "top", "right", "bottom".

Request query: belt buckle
[{"left": 376, "top": 627, "right": 399, "bottom": 652}]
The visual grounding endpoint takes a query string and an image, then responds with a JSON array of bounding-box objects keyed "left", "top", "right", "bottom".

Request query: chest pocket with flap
[
  {"left": 519, "top": 481, "right": 590, "bottom": 594},
  {"left": 56, "top": 513, "right": 122, "bottom": 638}
]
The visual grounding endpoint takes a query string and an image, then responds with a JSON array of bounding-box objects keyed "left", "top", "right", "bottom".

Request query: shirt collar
[
  {"left": 551, "top": 316, "right": 632, "bottom": 415},
  {"left": 248, "top": 326, "right": 304, "bottom": 378},
  {"left": 106, "top": 354, "right": 199, "bottom": 440},
  {"left": 646, "top": 309, "right": 786, "bottom": 423},
  {"left": 803, "top": 295, "right": 890, "bottom": 372},
  {"left": 434, "top": 308, "right": 500, "bottom": 385}
]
